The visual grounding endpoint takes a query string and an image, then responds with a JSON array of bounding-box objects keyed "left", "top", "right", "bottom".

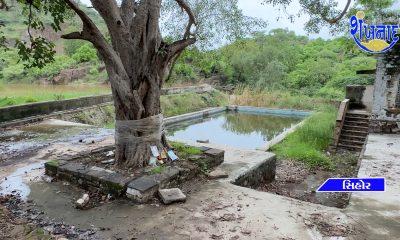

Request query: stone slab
[
  {"left": 204, "top": 148, "right": 224, "bottom": 157},
  {"left": 158, "top": 188, "right": 186, "bottom": 205},
  {"left": 127, "top": 176, "right": 159, "bottom": 193},
  {"left": 126, "top": 167, "right": 183, "bottom": 203},
  {"left": 207, "top": 169, "right": 229, "bottom": 180},
  {"left": 58, "top": 162, "right": 89, "bottom": 176},
  {"left": 198, "top": 146, "right": 211, "bottom": 152}
]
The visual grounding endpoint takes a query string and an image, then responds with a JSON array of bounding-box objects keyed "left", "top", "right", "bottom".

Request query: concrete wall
[
  {"left": 0, "top": 95, "right": 113, "bottom": 123},
  {"left": 346, "top": 85, "right": 374, "bottom": 112},
  {"left": 0, "top": 84, "right": 215, "bottom": 124}
]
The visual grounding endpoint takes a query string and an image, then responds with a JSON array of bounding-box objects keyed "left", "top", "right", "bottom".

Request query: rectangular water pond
[{"left": 166, "top": 111, "right": 304, "bottom": 150}]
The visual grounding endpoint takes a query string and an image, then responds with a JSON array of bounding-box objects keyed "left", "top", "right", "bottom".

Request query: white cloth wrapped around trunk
[{"left": 115, "top": 114, "right": 164, "bottom": 143}]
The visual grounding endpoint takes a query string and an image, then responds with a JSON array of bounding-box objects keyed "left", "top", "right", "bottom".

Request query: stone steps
[{"left": 336, "top": 111, "right": 371, "bottom": 154}]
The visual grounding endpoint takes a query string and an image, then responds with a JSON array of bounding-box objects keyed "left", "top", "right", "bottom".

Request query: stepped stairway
[{"left": 336, "top": 110, "right": 371, "bottom": 154}]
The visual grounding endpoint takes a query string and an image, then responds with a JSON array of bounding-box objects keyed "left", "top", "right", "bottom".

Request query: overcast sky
[{"left": 79, "top": 0, "right": 354, "bottom": 39}]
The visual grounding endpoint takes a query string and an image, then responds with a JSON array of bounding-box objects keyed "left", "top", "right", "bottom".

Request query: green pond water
[{"left": 166, "top": 112, "right": 303, "bottom": 150}]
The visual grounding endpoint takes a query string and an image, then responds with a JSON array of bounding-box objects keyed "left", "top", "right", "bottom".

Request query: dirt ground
[
  {"left": 259, "top": 154, "right": 359, "bottom": 208},
  {"left": 0, "top": 195, "right": 54, "bottom": 240}
]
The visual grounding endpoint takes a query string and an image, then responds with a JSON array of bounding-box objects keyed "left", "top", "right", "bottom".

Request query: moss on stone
[
  {"left": 45, "top": 160, "right": 59, "bottom": 167},
  {"left": 150, "top": 165, "right": 165, "bottom": 175},
  {"left": 104, "top": 181, "right": 125, "bottom": 195},
  {"left": 171, "top": 141, "right": 202, "bottom": 159}
]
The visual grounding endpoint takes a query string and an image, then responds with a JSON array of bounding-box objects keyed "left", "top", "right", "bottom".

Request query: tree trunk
[
  {"left": 60, "top": 0, "right": 196, "bottom": 170},
  {"left": 112, "top": 71, "right": 167, "bottom": 169}
]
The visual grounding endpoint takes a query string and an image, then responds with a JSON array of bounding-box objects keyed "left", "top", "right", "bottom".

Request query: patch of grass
[
  {"left": 171, "top": 141, "right": 202, "bottom": 159},
  {"left": 150, "top": 165, "right": 166, "bottom": 174},
  {"left": 103, "top": 121, "right": 115, "bottom": 129},
  {"left": 0, "top": 97, "right": 17, "bottom": 106},
  {"left": 271, "top": 105, "right": 337, "bottom": 169},
  {"left": 45, "top": 160, "right": 59, "bottom": 167},
  {"left": 231, "top": 88, "right": 335, "bottom": 111},
  {"left": 24, "top": 97, "right": 39, "bottom": 103},
  {"left": 53, "top": 94, "right": 65, "bottom": 101},
  {"left": 161, "top": 90, "right": 228, "bottom": 117},
  {"left": 24, "top": 225, "right": 52, "bottom": 240},
  {"left": 0, "top": 84, "right": 110, "bottom": 107}
]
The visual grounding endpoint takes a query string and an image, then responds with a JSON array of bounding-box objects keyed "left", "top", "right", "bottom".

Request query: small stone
[
  {"left": 241, "top": 229, "right": 251, "bottom": 235},
  {"left": 207, "top": 169, "right": 228, "bottom": 180},
  {"left": 105, "top": 151, "right": 114, "bottom": 157},
  {"left": 158, "top": 188, "right": 186, "bottom": 205},
  {"left": 41, "top": 175, "right": 53, "bottom": 183},
  {"left": 76, "top": 193, "right": 90, "bottom": 209},
  {"left": 101, "top": 159, "right": 115, "bottom": 164},
  {"left": 205, "top": 148, "right": 224, "bottom": 157}
]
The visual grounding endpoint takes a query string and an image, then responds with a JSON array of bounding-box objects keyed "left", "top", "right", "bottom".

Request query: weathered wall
[
  {"left": 0, "top": 84, "right": 215, "bottom": 125},
  {"left": 346, "top": 85, "right": 374, "bottom": 112},
  {"left": 0, "top": 95, "right": 113, "bottom": 123},
  {"left": 371, "top": 45, "right": 400, "bottom": 133}
]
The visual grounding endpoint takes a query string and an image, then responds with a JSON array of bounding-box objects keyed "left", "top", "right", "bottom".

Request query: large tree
[
  {"left": 6, "top": 0, "right": 395, "bottom": 169},
  {"left": 10, "top": 0, "right": 263, "bottom": 168}
]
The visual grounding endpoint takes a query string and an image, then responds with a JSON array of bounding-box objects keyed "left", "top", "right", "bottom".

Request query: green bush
[
  {"left": 173, "top": 63, "right": 196, "bottom": 79},
  {"left": 28, "top": 55, "right": 77, "bottom": 79},
  {"left": 72, "top": 44, "right": 98, "bottom": 63},
  {"left": 0, "top": 97, "right": 16, "bottom": 106},
  {"left": 317, "top": 87, "right": 345, "bottom": 100}
]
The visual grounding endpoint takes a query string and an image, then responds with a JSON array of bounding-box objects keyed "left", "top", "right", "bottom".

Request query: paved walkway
[{"left": 345, "top": 133, "right": 400, "bottom": 239}]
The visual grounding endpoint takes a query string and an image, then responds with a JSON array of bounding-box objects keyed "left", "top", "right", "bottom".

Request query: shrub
[
  {"left": 72, "top": 44, "right": 98, "bottom": 63},
  {"left": 173, "top": 63, "right": 196, "bottom": 79},
  {"left": 317, "top": 87, "right": 344, "bottom": 100}
]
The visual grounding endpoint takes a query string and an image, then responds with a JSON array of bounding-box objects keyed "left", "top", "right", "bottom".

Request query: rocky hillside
[{"left": 0, "top": 0, "right": 108, "bottom": 84}]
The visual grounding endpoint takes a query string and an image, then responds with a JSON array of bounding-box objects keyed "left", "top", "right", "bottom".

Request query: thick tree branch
[
  {"left": 322, "top": 0, "right": 351, "bottom": 24},
  {"left": 61, "top": 31, "right": 84, "bottom": 40},
  {"left": 175, "top": 0, "right": 196, "bottom": 39},
  {"left": 62, "top": 0, "right": 141, "bottom": 119},
  {"left": 90, "top": 0, "right": 127, "bottom": 36},
  {"left": 169, "top": 37, "right": 196, "bottom": 57},
  {"left": 121, "top": 0, "right": 137, "bottom": 27}
]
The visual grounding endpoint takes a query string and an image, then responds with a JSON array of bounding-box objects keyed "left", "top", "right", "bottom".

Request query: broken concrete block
[
  {"left": 198, "top": 146, "right": 211, "bottom": 152},
  {"left": 126, "top": 176, "right": 159, "bottom": 203},
  {"left": 41, "top": 175, "right": 54, "bottom": 183},
  {"left": 105, "top": 151, "right": 114, "bottom": 157},
  {"left": 76, "top": 193, "right": 90, "bottom": 209},
  {"left": 205, "top": 148, "right": 224, "bottom": 157},
  {"left": 101, "top": 159, "right": 115, "bottom": 164},
  {"left": 158, "top": 188, "right": 186, "bottom": 205},
  {"left": 207, "top": 169, "right": 228, "bottom": 180}
]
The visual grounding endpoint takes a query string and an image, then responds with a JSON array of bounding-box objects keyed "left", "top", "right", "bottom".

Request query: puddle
[
  {"left": 0, "top": 162, "right": 45, "bottom": 200},
  {"left": 1, "top": 121, "right": 113, "bottom": 161},
  {"left": 166, "top": 112, "right": 303, "bottom": 150}
]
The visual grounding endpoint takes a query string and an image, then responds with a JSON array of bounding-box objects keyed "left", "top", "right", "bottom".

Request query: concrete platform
[{"left": 345, "top": 133, "right": 400, "bottom": 239}]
